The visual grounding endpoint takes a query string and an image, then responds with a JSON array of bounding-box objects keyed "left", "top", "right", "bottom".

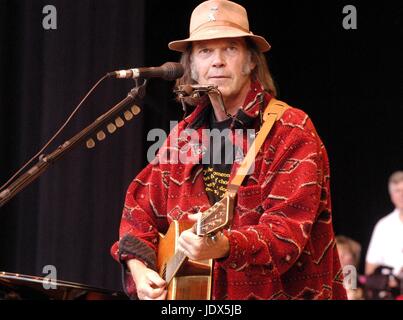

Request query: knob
[
  {"left": 96, "top": 130, "right": 106, "bottom": 141},
  {"left": 86, "top": 139, "right": 96, "bottom": 149},
  {"left": 107, "top": 123, "right": 117, "bottom": 134},
  {"left": 115, "top": 117, "right": 124, "bottom": 128}
]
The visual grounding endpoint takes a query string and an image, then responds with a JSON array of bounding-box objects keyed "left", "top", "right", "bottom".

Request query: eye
[
  {"left": 226, "top": 46, "right": 238, "bottom": 54},
  {"left": 199, "top": 48, "right": 211, "bottom": 55}
]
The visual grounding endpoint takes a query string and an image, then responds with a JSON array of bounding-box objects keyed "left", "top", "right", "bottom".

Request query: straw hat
[{"left": 168, "top": 0, "right": 271, "bottom": 53}]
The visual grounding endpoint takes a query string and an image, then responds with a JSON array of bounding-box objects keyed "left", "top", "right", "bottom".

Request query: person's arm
[
  {"left": 110, "top": 130, "right": 181, "bottom": 298},
  {"left": 365, "top": 222, "right": 384, "bottom": 275},
  {"left": 215, "top": 114, "right": 330, "bottom": 275},
  {"left": 110, "top": 161, "right": 169, "bottom": 298}
]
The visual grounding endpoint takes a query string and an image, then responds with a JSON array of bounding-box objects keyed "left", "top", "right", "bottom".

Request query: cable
[{"left": 0, "top": 74, "right": 109, "bottom": 192}]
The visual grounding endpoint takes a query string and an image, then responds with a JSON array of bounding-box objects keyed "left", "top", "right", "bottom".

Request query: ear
[
  {"left": 247, "top": 52, "right": 256, "bottom": 73},
  {"left": 250, "top": 60, "right": 257, "bottom": 72},
  {"left": 244, "top": 59, "right": 256, "bottom": 77}
]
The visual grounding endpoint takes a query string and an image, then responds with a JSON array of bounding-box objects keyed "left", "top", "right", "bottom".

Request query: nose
[{"left": 211, "top": 50, "right": 225, "bottom": 68}]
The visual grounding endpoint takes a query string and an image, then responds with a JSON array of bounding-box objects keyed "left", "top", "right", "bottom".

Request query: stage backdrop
[
  {"left": 0, "top": 0, "right": 148, "bottom": 291},
  {"left": 0, "top": 0, "right": 402, "bottom": 291}
]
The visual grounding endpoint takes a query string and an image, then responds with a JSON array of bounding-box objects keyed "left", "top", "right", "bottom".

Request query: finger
[
  {"left": 137, "top": 287, "right": 152, "bottom": 300},
  {"left": 178, "top": 230, "right": 190, "bottom": 243},
  {"left": 147, "top": 270, "right": 166, "bottom": 288},
  {"left": 180, "top": 229, "right": 200, "bottom": 243},
  {"left": 176, "top": 241, "right": 187, "bottom": 256},
  {"left": 178, "top": 242, "right": 198, "bottom": 260},
  {"left": 187, "top": 212, "right": 201, "bottom": 222},
  {"left": 137, "top": 291, "right": 146, "bottom": 300},
  {"left": 177, "top": 241, "right": 189, "bottom": 257},
  {"left": 179, "top": 231, "right": 204, "bottom": 257},
  {"left": 155, "top": 290, "right": 168, "bottom": 300},
  {"left": 143, "top": 289, "right": 167, "bottom": 301},
  {"left": 139, "top": 284, "right": 165, "bottom": 299},
  {"left": 182, "top": 249, "right": 194, "bottom": 260},
  {"left": 203, "top": 236, "right": 214, "bottom": 246},
  {"left": 178, "top": 232, "right": 191, "bottom": 250},
  {"left": 148, "top": 287, "right": 166, "bottom": 299},
  {"left": 178, "top": 233, "right": 198, "bottom": 253}
]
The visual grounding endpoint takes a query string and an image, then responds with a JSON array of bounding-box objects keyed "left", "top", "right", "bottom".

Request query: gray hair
[{"left": 389, "top": 171, "right": 403, "bottom": 185}]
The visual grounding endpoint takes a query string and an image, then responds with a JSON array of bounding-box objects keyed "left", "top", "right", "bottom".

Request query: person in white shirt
[{"left": 365, "top": 171, "right": 403, "bottom": 277}]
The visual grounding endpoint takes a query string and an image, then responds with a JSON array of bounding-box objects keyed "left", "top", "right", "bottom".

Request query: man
[
  {"left": 366, "top": 171, "right": 403, "bottom": 277},
  {"left": 111, "top": 0, "right": 347, "bottom": 300}
]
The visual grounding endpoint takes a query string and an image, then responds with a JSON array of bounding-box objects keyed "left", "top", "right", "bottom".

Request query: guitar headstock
[{"left": 196, "top": 194, "right": 234, "bottom": 236}]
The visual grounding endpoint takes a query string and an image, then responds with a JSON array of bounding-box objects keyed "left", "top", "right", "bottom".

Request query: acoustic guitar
[{"left": 157, "top": 194, "right": 234, "bottom": 300}]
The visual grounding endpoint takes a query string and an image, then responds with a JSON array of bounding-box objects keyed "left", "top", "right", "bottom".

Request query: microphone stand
[{"left": 0, "top": 81, "right": 147, "bottom": 208}]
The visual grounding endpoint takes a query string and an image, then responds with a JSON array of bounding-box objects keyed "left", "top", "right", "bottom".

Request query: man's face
[
  {"left": 190, "top": 38, "right": 256, "bottom": 100},
  {"left": 389, "top": 181, "right": 403, "bottom": 210}
]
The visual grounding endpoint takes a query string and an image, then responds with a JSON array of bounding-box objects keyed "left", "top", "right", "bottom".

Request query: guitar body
[{"left": 157, "top": 220, "right": 212, "bottom": 300}]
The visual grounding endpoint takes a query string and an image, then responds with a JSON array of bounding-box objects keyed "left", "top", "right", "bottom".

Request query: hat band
[{"left": 190, "top": 20, "right": 251, "bottom": 37}]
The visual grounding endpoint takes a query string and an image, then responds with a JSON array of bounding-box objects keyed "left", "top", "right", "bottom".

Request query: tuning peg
[
  {"left": 107, "top": 123, "right": 117, "bottom": 134},
  {"left": 124, "top": 110, "right": 134, "bottom": 121},
  {"left": 131, "top": 105, "right": 141, "bottom": 115},
  {"left": 86, "top": 138, "right": 96, "bottom": 149},
  {"left": 115, "top": 117, "right": 124, "bottom": 128},
  {"left": 96, "top": 130, "right": 106, "bottom": 141}
]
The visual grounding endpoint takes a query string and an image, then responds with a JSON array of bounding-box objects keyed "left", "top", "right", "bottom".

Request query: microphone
[{"left": 107, "top": 62, "right": 184, "bottom": 81}]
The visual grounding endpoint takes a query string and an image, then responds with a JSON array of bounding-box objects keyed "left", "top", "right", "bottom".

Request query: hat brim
[{"left": 168, "top": 26, "right": 271, "bottom": 53}]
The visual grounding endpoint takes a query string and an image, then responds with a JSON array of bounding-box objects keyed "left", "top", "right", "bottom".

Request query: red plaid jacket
[{"left": 111, "top": 81, "right": 347, "bottom": 300}]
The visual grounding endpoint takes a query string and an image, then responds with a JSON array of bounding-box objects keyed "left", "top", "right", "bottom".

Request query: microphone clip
[
  {"left": 175, "top": 84, "right": 220, "bottom": 99},
  {"left": 175, "top": 84, "right": 231, "bottom": 119}
]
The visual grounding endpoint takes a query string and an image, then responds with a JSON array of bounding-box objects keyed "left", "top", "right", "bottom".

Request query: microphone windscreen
[{"left": 161, "top": 62, "right": 184, "bottom": 81}]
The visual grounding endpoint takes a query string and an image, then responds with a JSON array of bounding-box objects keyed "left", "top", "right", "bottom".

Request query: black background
[{"left": 0, "top": 0, "right": 402, "bottom": 293}]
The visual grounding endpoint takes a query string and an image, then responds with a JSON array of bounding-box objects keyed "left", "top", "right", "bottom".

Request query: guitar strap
[{"left": 226, "top": 97, "right": 289, "bottom": 198}]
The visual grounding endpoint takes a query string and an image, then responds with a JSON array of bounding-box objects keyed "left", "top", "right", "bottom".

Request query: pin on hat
[{"left": 168, "top": 0, "right": 271, "bottom": 53}]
